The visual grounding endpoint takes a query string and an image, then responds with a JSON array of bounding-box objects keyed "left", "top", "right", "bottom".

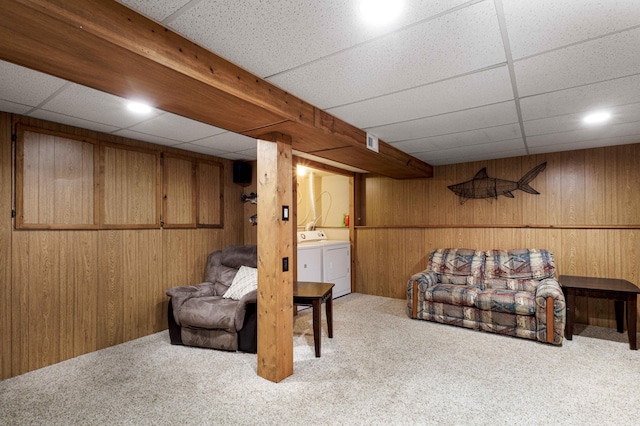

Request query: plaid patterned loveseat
[{"left": 407, "top": 248, "right": 565, "bottom": 345}]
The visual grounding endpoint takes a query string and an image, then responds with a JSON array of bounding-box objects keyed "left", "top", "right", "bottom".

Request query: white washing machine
[
  {"left": 297, "top": 240, "right": 323, "bottom": 282},
  {"left": 297, "top": 230, "right": 351, "bottom": 299}
]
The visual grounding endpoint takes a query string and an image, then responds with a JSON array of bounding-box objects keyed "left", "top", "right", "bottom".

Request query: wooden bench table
[
  {"left": 293, "top": 281, "right": 334, "bottom": 357},
  {"left": 559, "top": 275, "right": 639, "bottom": 350}
]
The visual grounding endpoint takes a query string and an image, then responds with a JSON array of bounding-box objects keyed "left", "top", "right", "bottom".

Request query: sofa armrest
[
  {"left": 234, "top": 289, "right": 257, "bottom": 331},
  {"left": 166, "top": 282, "right": 216, "bottom": 326},
  {"left": 409, "top": 270, "right": 439, "bottom": 290},
  {"left": 535, "top": 278, "right": 566, "bottom": 345},
  {"left": 407, "top": 270, "right": 439, "bottom": 318}
]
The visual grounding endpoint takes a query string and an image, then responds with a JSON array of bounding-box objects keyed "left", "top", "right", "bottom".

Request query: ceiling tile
[
  {"left": 172, "top": 143, "right": 226, "bottom": 157},
  {"left": 192, "top": 131, "right": 257, "bottom": 152},
  {"left": 28, "top": 109, "right": 120, "bottom": 134},
  {"left": 113, "top": 128, "right": 182, "bottom": 146},
  {"left": 0, "top": 61, "right": 67, "bottom": 106},
  {"left": 449, "top": 148, "right": 529, "bottom": 165},
  {"left": 413, "top": 138, "right": 527, "bottom": 165},
  {"left": 528, "top": 134, "right": 640, "bottom": 154},
  {"left": 524, "top": 102, "right": 640, "bottom": 136},
  {"left": 116, "top": 0, "right": 191, "bottom": 22},
  {"left": 0, "top": 100, "right": 32, "bottom": 115},
  {"left": 414, "top": 138, "right": 525, "bottom": 159},
  {"left": 327, "top": 66, "right": 513, "bottom": 129},
  {"left": 40, "top": 84, "right": 160, "bottom": 128},
  {"left": 514, "top": 28, "right": 640, "bottom": 97},
  {"left": 390, "top": 123, "right": 522, "bottom": 153},
  {"left": 502, "top": 0, "right": 640, "bottom": 60},
  {"left": 527, "top": 120, "right": 640, "bottom": 147},
  {"left": 168, "top": 0, "right": 471, "bottom": 78},
  {"left": 233, "top": 148, "right": 258, "bottom": 160},
  {"left": 217, "top": 152, "right": 252, "bottom": 161},
  {"left": 129, "top": 113, "right": 226, "bottom": 142},
  {"left": 267, "top": 1, "right": 506, "bottom": 108},
  {"left": 367, "top": 101, "right": 519, "bottom": 142},
  {"left": 520, "top": 73, "right": 640, "bottom": 121}
]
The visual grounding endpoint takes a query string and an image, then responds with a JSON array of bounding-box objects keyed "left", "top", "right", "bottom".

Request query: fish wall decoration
[{"left": 448, "top": 162, "right": 547, "bottom": 204}]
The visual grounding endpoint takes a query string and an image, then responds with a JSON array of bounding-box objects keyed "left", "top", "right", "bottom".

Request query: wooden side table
[
  {"left": 559, "top": 275, "right": 639, "bottom": 350},
  {"left": 293, "top": 281, "right": 334, "bottom": 357}
]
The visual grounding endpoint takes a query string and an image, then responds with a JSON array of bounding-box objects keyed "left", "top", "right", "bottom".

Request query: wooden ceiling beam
[
  {"left": 14, "top": 0, "right": 314, "bottom": 126},
  {"left": 0, "top": 0, "right": 434, "bottom": 179},
  {"left": 0, "top": 0, "right": 285, "bottom": 133}
]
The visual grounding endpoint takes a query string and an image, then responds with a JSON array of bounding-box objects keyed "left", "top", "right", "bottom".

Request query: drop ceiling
[{"left": 1, "top": 0, "right": 640, "bottom": 168}]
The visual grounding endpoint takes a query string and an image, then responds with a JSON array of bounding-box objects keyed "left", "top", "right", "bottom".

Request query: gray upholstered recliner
[{"left": 166, "top": 245, "right": 258, "bottom": 353}]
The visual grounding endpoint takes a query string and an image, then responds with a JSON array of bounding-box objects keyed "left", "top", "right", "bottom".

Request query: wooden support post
[
  {"left": 546, "top": 296, "right": 554, "bottom": 343},
  {"left": 256, "top": 133, "right": 294, "bottom": 383}
]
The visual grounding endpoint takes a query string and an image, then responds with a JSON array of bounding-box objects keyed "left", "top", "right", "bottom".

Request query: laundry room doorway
[{"left": 294, "top": 161, "right": 355, "bottom": 300}]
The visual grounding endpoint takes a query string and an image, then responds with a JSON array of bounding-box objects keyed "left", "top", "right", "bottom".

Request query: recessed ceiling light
[
  {"left": 583, "top": 111, "right": 611, "bottom": 124},
  {"left": 360, "top": 0, "right": 403, "bottom": 25},
  {"left": 127, "top": 101, "right": 152, "bottom": 114}
]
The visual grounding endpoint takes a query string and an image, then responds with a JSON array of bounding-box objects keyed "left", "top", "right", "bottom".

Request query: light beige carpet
[{"left": 1, "top": 293, "right": 639, "bottom": 425}]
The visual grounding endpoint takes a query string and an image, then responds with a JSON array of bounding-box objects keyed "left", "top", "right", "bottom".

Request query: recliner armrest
[
  {"left": 166, "top": 282, "right": 216, "bottom": 326},
  {"left": 234, "top": 289, "right": 257, "bottom": 331},
  {"left": 166, "top": 282, "right": 216, "bottom": 299}
]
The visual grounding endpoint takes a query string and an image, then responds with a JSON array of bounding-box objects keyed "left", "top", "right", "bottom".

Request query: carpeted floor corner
[{"left": 1, "top": 293, "right": 639, "bottom": 425}]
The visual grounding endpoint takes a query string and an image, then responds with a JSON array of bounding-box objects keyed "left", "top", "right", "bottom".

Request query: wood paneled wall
[
  {"left": 364, "top": 148, "right": 638, "bottom": 226},
  {"left": 102, "top": 144, "right": 160, "bottom": 227},
  {"left": 0, "top": 113, "right": 13, "bottom": 378},
  {"left": 356, "top": 144, "right": 640, "bottom": 330},
  {"left": 19, "top": 129, "right": 96, "bottom": 226},
  {"left": 1, "top": 113, "right": 246, "bottom": 379}
]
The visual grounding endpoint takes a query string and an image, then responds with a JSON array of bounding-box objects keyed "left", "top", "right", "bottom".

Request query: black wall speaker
[{"left": 233, "top": 161, "right": 252, "bottom": 186}]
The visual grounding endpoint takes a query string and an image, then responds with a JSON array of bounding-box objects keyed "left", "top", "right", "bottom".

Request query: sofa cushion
[
  {"left": 429, "top": 248, "right": 485, "bottom": 284},
  {"left": 475, "top": 289, "right": 536, "bottom": 315},
  {"left": 483, "top": 278, "right": 540, "bottom": 292},
  {"left": 424, "top": 284, "right": 480, "bottom": 307},
  {"left": 485, "top": 249, "right": 555, "bottom": 280},
  {"left": 440, "top": 274, "right": 483, "bottom": 287}
]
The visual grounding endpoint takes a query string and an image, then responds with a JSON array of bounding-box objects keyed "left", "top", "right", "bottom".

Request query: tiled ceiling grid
[{"left": 1, "top": 0, "right": 639, "bottom": 167}]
